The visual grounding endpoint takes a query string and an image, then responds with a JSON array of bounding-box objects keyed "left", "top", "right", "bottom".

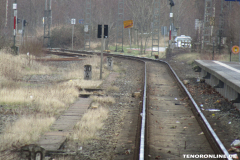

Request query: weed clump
[
  {"left": 69, "top": 107, "right": 108, "bottom": 142},
  {"left": 0, "top": 116, "right": 55, "bottom": 151}
]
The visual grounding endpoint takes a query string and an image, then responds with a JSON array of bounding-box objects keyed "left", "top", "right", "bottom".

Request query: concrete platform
[
  {"left": 195, "top": 60, "right": 240, "bottom": 109},
  {"left": 37, "top": 98, "right": 92, "bottom": 151}
]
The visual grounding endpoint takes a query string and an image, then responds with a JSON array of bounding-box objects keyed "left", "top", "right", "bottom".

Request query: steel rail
[
  {"left": 139, "top": 62, "right": 147, "bottom": 160},
  {"left": 164, "top": 60, "right": 232, "bottom": 160},
  {"left": 47, "top": 49, "right": 232, "bottom": 160}
]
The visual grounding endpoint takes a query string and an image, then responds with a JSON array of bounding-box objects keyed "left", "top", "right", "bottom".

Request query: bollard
[
  {"left": 107, "top": 56, "right": 113, "bottom": 70},
  {"left": 84, "top": 65, "right": 92, "bottom": 80}
]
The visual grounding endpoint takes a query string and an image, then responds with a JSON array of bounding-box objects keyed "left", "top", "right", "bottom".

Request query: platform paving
[
  {"left": 195, "top": 60, "right": 240, "bottom": 92},
  {"left": 37, "top": 98, "right": 92, "bottom": 151}
]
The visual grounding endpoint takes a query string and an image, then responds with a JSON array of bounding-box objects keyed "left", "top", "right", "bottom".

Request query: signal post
[{"left": 13, "top": 1, "right": 17, "bottom": 53}]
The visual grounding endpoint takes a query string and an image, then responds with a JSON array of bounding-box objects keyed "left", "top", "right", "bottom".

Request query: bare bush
[
  {"left": 50, "top": 25, "right": 84, "bottom": 48},
  {"left": 20, "top": 38, "right": 44, "bottom": 57},
  {"left": 69, "top": 107, "right": 108, "bottom": 142}
]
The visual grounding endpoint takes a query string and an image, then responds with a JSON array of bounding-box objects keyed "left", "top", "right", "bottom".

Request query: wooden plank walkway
[{"left": 37, "top": 98, "right": 92, "bottom": 151}]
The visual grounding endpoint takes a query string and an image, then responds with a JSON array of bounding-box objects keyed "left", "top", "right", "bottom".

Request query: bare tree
[
  {"left": 0, "top": 0, "right": 240, "bottom": 52},
  {"left": 126, "top": 0, "right": 156, "bottom": 54}
]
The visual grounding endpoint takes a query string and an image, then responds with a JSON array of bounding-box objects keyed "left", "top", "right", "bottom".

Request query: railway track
[
  {"left": 43, "top": 49, "right": 232, "bottom": 160},
  {"left": 146, "top": 62, "right": 213, "bottom": 159}
]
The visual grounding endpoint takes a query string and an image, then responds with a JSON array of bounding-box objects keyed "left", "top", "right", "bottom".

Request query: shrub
[{"left": 50, "top": 25, "right": 84, "bottom": 48}]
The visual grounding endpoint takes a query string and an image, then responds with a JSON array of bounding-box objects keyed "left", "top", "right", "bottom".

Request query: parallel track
[{"left": 46, "top": 49, "right": 232, "bottom": 160}]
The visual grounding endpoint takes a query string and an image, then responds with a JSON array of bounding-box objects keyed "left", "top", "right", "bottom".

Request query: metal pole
[
  {"left": 72, "top": 24, "right": 74, "bottom": 50},
  {"left": 48, "top": 0, "right": 51, "bottom": 47},
  {"left": 168, "top": 5, "right": 173, "bottom": 58},
  {"left": 13, "top": 11, "right": 16, "bottom": 47},
  {"left": 5, "top": 0, "right": 9, "bottom": 27},
  {"left": 104, "top": 38, "right": 106, "bottom": 51},
  {"left": 212, "top": 41, "right": 214, "bottom": 60},
  {"left": 137, "top": 29, "right": 139, "bottom": 50},
  {"left": 129, "top": 28, "right": 131, "bottom": 49},
  {"left": 21, "top": 19, "right": 23, "bottom": 45},
  {"left": 100, "top": 24, "right": 104, "bottom": 79},
  {"left": 219, "top": 0, "right": 224, "bottom": 54},
  {"left": 239, "top": 33, "right": 240, "bottom": 62},
  {"left": 164, "top": 33, "right": 165, "bottom": 47},
  {"left": 131, "top": 28, "right": 132, "bottom": 47},
  {"left": 13, "top": 0, "right": 17, "bottom": 53},
  {"left": 230, "top": 41, "right": 232, "bottom": 62},
  {"left": 122, "top": 22, "right": 124, "bottom": 52},
  {"left": 43, "top": 0, "right": 47, "bottom": 45},
  {"left": 170, "top": 6, "right": 173, "bottom": 44}
]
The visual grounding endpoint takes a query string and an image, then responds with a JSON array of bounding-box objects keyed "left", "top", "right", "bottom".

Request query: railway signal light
[
  {"left": 169, "top": 0, "right": 174, "bottom": 6},
  {"left": 97, "top": 25, "right": 108, "bottom": 38},
  {"left": 23, "top": 20, "right": 27, "bottom": 26},
  {"left": 17, "top": 18, "right": 21, "bottom": 24}
]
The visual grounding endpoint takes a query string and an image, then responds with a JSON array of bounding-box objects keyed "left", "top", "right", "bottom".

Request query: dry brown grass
[
  {"left": 127, "top": 49, "right": 132, "bottom": 53},
  {"left": 90, "top": 102, "right": 100, "bottom": 109},
  {"left": 20, "top": 38, "right": 44, "bottom": 57},
  {"left": 0, "top": 50, "right": 81, "bottom": 116},
  {"left": 106, "top": 85, "right": 119, "bottom": 92},
  {"left": 173, "top": 52, "right": 230, "bottom": 65},
  {"left": 0, "top": 51, "right": 51, "bottom": 81},
  {"left": 0, "top": 52, "right": 106, "bottom": 116},
  {"left": 0, "top": 84, "right": 79, "bottom": 116},
  {"left": 69, "top": 107, "right": 108, "bottom": 142},
  {"left": 173, "top": 52, "right": 200, "bottom": 65},
  {"left": 0, "top": 49, "right": 112, "bottom": 155},
  {"left": 62, "top": 55, "right": 109, "bottom": 80},
  {"left": 51, "top": 156, "right": 73, "bottom": 160},
  {"left": 199, "top": 52, "right": 229, "bottom": 61},
  {"left": 90, "top": 96, "right": 115, "bottom": 105},
  {"left": 35, "top": 26, "right": 45, "bottom": 37},
  {"left": 63, "top": 63, "right": 84, "bottom": 80},
  {"left": 0, "top": 116, "right": 55, "bottom": 151},
  {"left": 90, "top": 42, "right": 101, "bottom": 50},
  {"left": 65, "top": 79, "right": 102, "bottom": 89}
]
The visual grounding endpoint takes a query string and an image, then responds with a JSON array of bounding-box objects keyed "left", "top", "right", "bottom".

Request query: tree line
[{"left": 0, "top": 0, "right": 239, "bottom": 50}]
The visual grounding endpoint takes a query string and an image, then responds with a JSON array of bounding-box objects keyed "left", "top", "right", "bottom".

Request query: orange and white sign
[
  {"left": 232, "top": 45, "right": 239, "bottom": 54},
  {"left": 124, "top": 20, "right": 133, "bottom": 29}
]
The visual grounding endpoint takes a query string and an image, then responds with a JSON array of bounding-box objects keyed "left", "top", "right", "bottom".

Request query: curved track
[
  {"left": 146, "top": 61, "right": 213, "bottom": 159},
  {"left": 45, "top": 49, "right": 232, "bottom": 160}
]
